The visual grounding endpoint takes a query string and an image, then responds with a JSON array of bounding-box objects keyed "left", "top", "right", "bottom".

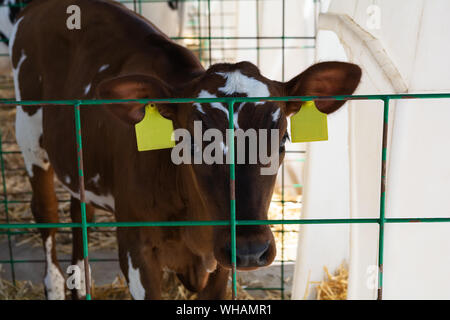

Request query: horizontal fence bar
[
  {"left": 0, "top": 258, "right": 295, "bottom": 265},
  {"left": 0, "top": 228, "right": 296, "bottom": 236},
  {"left": 0, "top": 150, "right": 304, "bottom": 154},
  {"left": 0, "top": 0, "right": 250, "bottom": 7},
  {"left": 0, "top": 258, "right": 119, "bottom": 264},
  {"left": 2, "top": 93, "right": 450, "bottom": 107},
  {"left": 190, "top": 45, "right": 315, "bottom": 52},
  {"left": 171, "top": 36, "right": 315, "bottom": 40},
  {"left": 0, "top": 199, "right": 69, "bottom": 204},
  {"left": 119, "top": 0, "right": 301, "bottom": 3},
  {"left": 1, "top": 217, "right": 450, "bottom": 230},
  {"left": 244, "top": 287, "right": 283, "bottom": 291}
]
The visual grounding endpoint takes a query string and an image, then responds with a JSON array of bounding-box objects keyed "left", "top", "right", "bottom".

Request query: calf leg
[
  {"left": 117, "top": 228, "right": 163, "bottom": 300},
  {"left": 29, "top": 166, "right": 66, "bottom": 300},
  {"left": 69, "top": 197, "right": 95, "bottom": 300},
  {"left": 197, "top": 265, "right": 230, "bottom": 300}
]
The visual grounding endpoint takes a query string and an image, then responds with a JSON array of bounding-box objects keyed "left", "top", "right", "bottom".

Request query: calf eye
[{"left": 280, "top": 132, "right": 289, "bottom": 153}]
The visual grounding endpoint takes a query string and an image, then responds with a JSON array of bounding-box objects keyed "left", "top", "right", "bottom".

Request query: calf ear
[
  {"left": 96, "top": 74, "right": 175, "bottom": 124},
  {"left": 283, "top": 62, "right": 361, "bottom": 115}
]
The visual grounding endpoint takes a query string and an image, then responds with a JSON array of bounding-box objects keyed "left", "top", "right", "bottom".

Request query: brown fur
[{"left": 12, "top": 0, "right": 361, "bottom": 299}]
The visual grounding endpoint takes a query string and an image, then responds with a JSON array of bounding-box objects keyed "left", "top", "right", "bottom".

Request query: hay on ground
[
  {"left": 0, "top": 270, "right": 283, "bottom": 300},
  {"left": 308, "top": 263, "right": 348, "bottom": 300}
]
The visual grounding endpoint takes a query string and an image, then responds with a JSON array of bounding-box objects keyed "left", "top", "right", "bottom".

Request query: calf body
[{"left": 11, "top": 0, "right": 361, "bottom": 299}]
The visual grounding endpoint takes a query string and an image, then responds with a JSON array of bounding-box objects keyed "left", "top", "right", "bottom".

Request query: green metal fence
[
  {"left": 1, "top": 0, "right": 449, "bottom": 301},
  {"left": 2, "top": 93, "right": 450, "bottom": 300}
]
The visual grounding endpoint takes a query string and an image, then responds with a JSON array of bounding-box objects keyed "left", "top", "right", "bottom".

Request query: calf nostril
[
  {"left": 254, "top": 241, "right": 270, "bottom": 265},
  {"left": 256, "top": 241, "right": 270, "bottom": 256},
  {"left": 234, "top": 241, "right": 271, "bottom": 267},
  {"left": 256, "top": 244, "right": 270, "bottom": 265}
]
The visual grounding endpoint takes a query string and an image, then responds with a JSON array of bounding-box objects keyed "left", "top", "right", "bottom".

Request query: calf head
[{"left": 97, "top": 61, "right": 361, "bottom": 270}]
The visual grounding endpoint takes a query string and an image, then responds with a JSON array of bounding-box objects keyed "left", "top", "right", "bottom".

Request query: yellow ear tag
[
  {"left": 135, "top": 104, "right": 175, "bottom": 151},
  {"left": 290, "top": 100, "right": 328, "bottom": 143}
]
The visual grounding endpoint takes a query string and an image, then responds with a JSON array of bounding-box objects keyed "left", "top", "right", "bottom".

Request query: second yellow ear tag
[
  {"left": 135, "top": 104, "right": 175, "bottom": 151},
  {"left": 290, "top": 101, "right": 328, "bottom": 143}
]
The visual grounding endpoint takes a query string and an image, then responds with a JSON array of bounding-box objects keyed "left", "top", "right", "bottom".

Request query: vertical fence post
[
  {"left": 0, "top": 125, "right": 16, "bottom": 284},
  {"left": 228, "top": 100, "right": 237, "bottom": 300},
  {"left": 207, "top": 0, "right": 212, "bottom": 66},
  {"left": 280, "top": 0, "right": 286, "bottom": 300},
  {"left": 377, "top": 97, "right": 389, "bottom": 300},
  {"left": 197, "top": 0, "right": 203, "bottom": 64},
  {"left": 256, "top": 0, "right": 260, "bottom": 67},
  {"left": 74, "top": 102, "right": 92, "bottom": 300}
]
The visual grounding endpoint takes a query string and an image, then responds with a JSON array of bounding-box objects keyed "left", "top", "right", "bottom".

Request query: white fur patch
[
  {"left": 83, "top": 83, "right": 91, "bottom": 95},
  {"left": 90, "top": 173, "right": 100, "bottom": 186},
  {"left": 75, "top": 259, "right": 91, "bottom": 298},
  {"left": 220, "top": 141, "right": 228, "bottom": 155},
  {"left": 207, "top": 70, "right": 271, "bottom": 128},
  {"left": 44, "top": 237, "right": 65, "bottom": 300},
  {"left": 196, "top": 90, "right": 229, "bottom": 119},
  {"left": 9, "top": 15, "right": 24, "bottom": 64},
  {"left": 15, "top": 106, "right": 50, "bottom": 177},
  {"left": 98, "top": 64, "right": 109, "bottom": 72},
  {"left": 64, "top": 185, "right": 115, "bottom": 212},
  {"left": 233, "top": 102, "right": 246, "bottom": 129},
  {"left": 11, "top": 17, "right": 50, "bottom": 178},
  {"left": 127, "top": 252, "right": 145, "bottom": 300},
  {"left": 196, "top": 70, "right": 270, "bottom": 126},
  {"left": 85, "top": 190, "right": 114, "bottom": 210},
  {"left": 272, "top": 108, "right": 281, "bottom": 122},
  {"left": 216, "top": 70, "right": 270, "bottom": 105},
  {"left": 194, "top": 102, "right": 205, "bottom": 114}
]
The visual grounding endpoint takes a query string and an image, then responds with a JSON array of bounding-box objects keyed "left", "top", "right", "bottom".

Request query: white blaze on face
[
  {"left": 194, "top": 102, "right": 205, "bottom": 114},
  {"left": 214, "top": 70, "right": 271, "bottom": 128},
  {"left": 216, "top": 70, "right": 270, "bottom": 103},
  {"left": 44, "top": 237, "right": 65, "bottom": 300},
  {"left": 194, "top": 90, "right": 229, "bottom": 119},
  {"left": 127, "top": 252, "right": 145, "bottom": 300},
  {"left": 196, "top": 69, "right": 271, "bottom": 127}
]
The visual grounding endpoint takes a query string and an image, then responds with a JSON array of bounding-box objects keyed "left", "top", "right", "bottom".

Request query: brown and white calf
[{"left": 10, "top": 0, "right": 361, "bottom": 299}]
